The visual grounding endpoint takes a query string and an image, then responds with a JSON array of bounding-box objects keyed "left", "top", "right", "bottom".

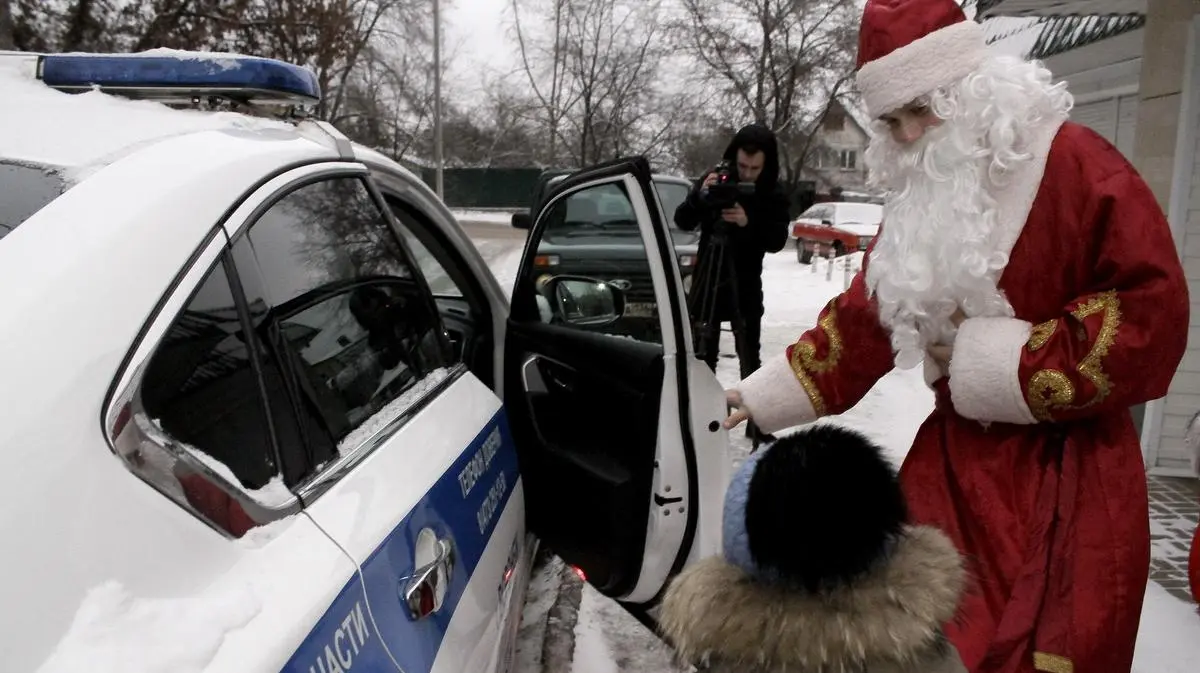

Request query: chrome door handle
[{"left": 403, "top": 538, "right": 455, "bottom": 621}]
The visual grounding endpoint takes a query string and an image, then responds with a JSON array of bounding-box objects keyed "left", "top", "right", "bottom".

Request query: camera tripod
[{"left": 687, "top": 219, "right": 775, "bottom": 451}]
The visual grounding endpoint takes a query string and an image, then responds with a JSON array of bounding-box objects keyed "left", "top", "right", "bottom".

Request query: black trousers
[{"left": 698, "top": 312, "right": 762, "bottom": 379}]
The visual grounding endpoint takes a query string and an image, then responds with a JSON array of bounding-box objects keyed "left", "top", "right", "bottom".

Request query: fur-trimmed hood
[{"left": 660, "top": 525, "right": 965, "bottom": 671}]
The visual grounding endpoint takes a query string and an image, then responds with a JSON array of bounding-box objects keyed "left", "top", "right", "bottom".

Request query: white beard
[{"left": 864, "top": 119, "right": 1015, "bottom": 370}]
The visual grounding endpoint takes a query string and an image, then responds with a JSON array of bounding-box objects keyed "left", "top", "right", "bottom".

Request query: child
[{"left": 661, "top": 425, "right": 966, "bottom": 672}]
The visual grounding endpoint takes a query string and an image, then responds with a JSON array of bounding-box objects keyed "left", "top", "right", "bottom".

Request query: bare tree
[
  {"left": 509, "top": 0, "right": 671, "bottom": 167},
  {"left": 510, "top": 0, "right": 575, "bottom": 166},
  {"left": 0, "top": 0, "right": 14, "bottom": 50},
  {"left": 671, "top": 0, "right": 859, "bottom": 193}
]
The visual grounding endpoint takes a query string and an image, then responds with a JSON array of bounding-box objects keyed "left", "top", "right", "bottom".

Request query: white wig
[{"left": 863, "top": 55, "right": 1073, "bottom": 369}]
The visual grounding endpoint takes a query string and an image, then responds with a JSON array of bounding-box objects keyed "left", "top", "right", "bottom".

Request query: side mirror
[
  {"left": 512, "top": 212, "right": 533, "bottom": 229},
  {"left": 536, "top": 275, "right": 626, "bottom": 328}
]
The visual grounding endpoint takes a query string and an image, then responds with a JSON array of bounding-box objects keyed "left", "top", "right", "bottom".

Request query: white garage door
[{"left": 1070, "top": 94, "right": 1138, "bottom": 158}]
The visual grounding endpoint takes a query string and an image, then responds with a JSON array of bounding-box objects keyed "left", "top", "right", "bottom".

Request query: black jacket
[{"left": 674, "top": 124, "right": 790, "bottom": 320}]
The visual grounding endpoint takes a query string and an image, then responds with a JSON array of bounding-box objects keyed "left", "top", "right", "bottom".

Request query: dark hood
[{"left": 722, "top": 123, "right": 781, "bottom": 188}]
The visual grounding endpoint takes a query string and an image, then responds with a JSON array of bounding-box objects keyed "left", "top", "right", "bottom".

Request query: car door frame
[{"left": 510, "top": 156, "right": 703, "bottom": 605}]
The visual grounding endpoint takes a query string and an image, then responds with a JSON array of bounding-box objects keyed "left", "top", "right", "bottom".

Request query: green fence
[{"left": 414, "top": 167, "right": 545, "bottom": 209}]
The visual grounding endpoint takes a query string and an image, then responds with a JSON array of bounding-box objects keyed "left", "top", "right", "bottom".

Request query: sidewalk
[{"left": 1149, "top": 475, "right": 1200, "bottom": 602}]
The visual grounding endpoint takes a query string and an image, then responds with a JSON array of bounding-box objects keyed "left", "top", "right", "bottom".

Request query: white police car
[{"left": 0, "top": 50, "right": 730, "bottom": 672}]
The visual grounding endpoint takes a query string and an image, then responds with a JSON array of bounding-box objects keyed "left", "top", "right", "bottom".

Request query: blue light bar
[{"left": 37, "top": 52, "right": 321, "bottom": 106}]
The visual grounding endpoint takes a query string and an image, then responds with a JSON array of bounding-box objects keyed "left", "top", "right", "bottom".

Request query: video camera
[{"left": 699, "top": 159, "right": 757, "bottom": 211}]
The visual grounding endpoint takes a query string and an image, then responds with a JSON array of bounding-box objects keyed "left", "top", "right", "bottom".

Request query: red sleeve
[
  {"left": 735, "top": 241, "right": 895, "bottom": 433},
  {"left": 948, "top": 167, "right": 1189, "bottom": 424}
]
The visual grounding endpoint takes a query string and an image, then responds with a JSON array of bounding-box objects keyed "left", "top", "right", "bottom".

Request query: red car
[{"left": 790, "top": 201, "right": 883, "bottom": 264}]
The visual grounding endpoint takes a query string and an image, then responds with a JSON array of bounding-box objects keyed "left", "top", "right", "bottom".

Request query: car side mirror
[
  {"left": 512, "top": 212, "right": 533, "bottom": 229},
  {"left": 536, "top": 275, "right": 626, "bottom": 328}
]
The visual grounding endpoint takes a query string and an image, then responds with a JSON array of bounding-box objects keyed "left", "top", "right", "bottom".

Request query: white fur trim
[
  {"left": 948, "top": 317, "right": 1036, "bottom": 425},
  {"left": 856, "top": 20, "right": 988, "bottom": 119},
  {"left": 991, "top": 117, "right": 1065, "bottom": 264},
  {"left": 736, "top": 355, "right": 818, "bottom": 434}
]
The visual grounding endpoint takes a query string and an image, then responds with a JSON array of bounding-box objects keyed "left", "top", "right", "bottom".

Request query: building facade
[{"left": 981, "top": 0, "right": 1200, "bottom": 477}]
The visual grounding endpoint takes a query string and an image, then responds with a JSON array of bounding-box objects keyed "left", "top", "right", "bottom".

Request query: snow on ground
[
  {"left": 481, "top": 245, "right": 1200, "bottom": 672},
  {"left": 453, "top": 209, "right": 519, "bottom": 226},
  {"left": 570, "top": 585, "right": 685, "bottom": 673}
]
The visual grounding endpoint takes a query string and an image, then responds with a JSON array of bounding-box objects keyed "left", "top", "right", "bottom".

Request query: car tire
[{"left": 796, "top": 239, "right": 813, "bottom": 264}]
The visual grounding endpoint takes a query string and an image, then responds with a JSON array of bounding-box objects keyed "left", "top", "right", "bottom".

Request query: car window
[
  {"left": 834, "top": 203, "right": 883, "bottom": 226},
  {"left": 801, "top": 205, "right": 832, "bottom": 222},
  {"left": 528, "top": 180, "right": 663, "bottom": 343},
  {"left": 385, "top": 196, "right": 497, "bottom": 386},
  {"left": 0, "top": 162, "right": 67, "bottom": 240},
  {"left": 395, "top": 227, "right": 462, "bottom": 298},
  {"left": 137, "top": 254, "right": 294, "bottom": 538},
  {"left": 654, "top": 181, "right": 689, "bottom": 229},
  {"left": 236, "top": 177, "right": 453, "bottom": 457}
]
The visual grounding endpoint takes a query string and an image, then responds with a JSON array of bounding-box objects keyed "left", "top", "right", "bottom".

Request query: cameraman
[{"left": 675, "top": 123, "right": 790, "bottom": 445}]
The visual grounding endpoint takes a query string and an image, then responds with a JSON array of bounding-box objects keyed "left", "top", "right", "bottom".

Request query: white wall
[{"left": 1154, "top": 16, "right": 1200, "bottom": 476}]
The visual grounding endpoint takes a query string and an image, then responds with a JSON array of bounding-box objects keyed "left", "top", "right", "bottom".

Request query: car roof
[
  {"left": 0, "top": 59, "right": 348, "bottom": 468},
  {"left": 0, "top": 57, "right": 302, "bottom": 178}
]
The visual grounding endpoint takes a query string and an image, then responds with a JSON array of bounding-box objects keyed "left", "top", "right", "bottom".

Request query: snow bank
[{"left": 453, "top": 209, "right": 519, "bottom": 226}]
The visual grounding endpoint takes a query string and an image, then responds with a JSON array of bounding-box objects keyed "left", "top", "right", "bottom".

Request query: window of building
[{"left": 839, "top": 150, "right": 857, "bottom": 171}]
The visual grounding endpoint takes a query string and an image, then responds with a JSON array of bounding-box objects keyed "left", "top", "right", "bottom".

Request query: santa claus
[{"left": 725, "top": 0, "right": 1190, "bottom": 671}]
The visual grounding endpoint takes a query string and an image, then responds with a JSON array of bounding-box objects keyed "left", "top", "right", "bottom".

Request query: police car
[{"left": 0, "top": 50, "right": 731, "bottom": 672}]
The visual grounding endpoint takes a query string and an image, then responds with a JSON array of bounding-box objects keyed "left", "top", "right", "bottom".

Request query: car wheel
[{"left": 796, "top": 239, "right": 813, "bottom": 264}]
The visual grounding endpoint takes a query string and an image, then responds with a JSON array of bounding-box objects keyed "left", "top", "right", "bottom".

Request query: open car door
[{"left": 505, "top": 156, "right": 729, "bottom": 606}]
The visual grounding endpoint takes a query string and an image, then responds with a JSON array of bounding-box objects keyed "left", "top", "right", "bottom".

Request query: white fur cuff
[
  {"left": 856, "top": 21, "right": 988, "bottom": 119},
  {"left": 736, "top": 355, "right": 818, "bottom": 434},
  {"left": 948, "top": 317, "right": 1037, "bottom": 425}
]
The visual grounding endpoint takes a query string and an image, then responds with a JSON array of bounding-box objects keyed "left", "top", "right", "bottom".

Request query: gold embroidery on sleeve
[
  {"left": 1023, "top": 290, "right": 1122, "bottom": 421},
  {"left": 1027, "top": 369, "right": 1075, "bottom": 422},
  {"left": 1069, "top": 290, "right": 1121, "bottom": 406},
  {"left": 1032, "top": 652, "right": 1074, "bottom": 673},
  {"left": 1027, "top": 320, "right": 1056, "bottom": 352},
  {"left": 787, "top": 302, "right": 844, "bottom": 416}
]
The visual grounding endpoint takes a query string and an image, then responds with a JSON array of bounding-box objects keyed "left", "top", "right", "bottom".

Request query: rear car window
[
  {"left": 0, "top": 162, "right": 68, "bottom": 240},
  {"left": 654, "top": 181, "right": 689, "bottom": 229}
]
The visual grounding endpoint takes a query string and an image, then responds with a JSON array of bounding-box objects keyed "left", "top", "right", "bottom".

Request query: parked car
[
  {"left": 0, "top": 50, "right": 730, "bottom": 672},
  {"left": 512, "top": 172, "right": 698, "bottom": 342},
  {"left": 789, "top": 201, "right": 884, "bottom": 264}
]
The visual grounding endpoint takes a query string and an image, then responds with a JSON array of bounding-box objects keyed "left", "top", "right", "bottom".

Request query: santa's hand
[
  {"left": 724, "top": 389, "right": 751, "bottom": 429},
  {"left": 927, "top": 344, "right": 954, "bottom": 369}
]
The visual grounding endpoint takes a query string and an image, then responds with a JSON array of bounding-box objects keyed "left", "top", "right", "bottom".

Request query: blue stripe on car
[{"left": 280, "top": 408, "right": 521, "bottom": 673}]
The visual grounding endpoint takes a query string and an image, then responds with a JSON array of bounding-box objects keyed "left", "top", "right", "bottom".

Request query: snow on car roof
[{"left": 0, "top": 57, "right": 293, "bottom": 180}]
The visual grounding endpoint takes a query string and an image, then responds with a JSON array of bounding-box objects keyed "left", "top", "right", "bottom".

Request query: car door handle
[{"left": 402, "top": 538, "right": 455, "bottom": 621}]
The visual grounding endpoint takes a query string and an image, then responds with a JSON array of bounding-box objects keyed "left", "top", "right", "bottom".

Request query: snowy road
[{"left": 456, "top": 213, "right": 1200, "bottom": 673}]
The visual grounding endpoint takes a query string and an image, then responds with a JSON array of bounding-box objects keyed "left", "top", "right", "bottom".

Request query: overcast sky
[{"left": 440, "top": 0, "right": 1037, "bottom": 98}]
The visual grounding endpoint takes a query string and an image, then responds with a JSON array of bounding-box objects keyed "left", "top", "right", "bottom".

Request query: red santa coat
[{"left": 738, "top": 121, "right": 1189, "bottom": 673}]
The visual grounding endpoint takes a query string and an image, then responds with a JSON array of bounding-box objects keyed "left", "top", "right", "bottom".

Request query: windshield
[
  {"left": 654, "top": 181, "right": 689, "bottom": 230},
  {"left": 835, "top": 203, "right": 883, "bottom": 226},
  {"left": 0, "top": 162, "right": 68, "bottom": 241}
]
